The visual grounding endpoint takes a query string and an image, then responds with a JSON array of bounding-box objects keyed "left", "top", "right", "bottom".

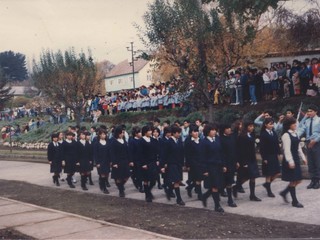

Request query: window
[
  {"left": 147, "top": 74, "right": 152, "bottom": 81},
  {"left": 118, "top": 79, "right": 122, "bottom": 84}
]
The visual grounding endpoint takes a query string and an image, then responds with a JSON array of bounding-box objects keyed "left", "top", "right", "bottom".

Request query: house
[{"left": 104, "top": 58, "right": 154, "bottom": 92}]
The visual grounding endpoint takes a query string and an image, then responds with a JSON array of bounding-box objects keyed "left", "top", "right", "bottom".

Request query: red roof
[{"left": 105, "top": 58, "right": 148, "bottom": 78}]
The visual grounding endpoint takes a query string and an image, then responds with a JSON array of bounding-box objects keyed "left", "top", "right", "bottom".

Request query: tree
[
  {"left": 0, "top": 67, "right": 13, "bottom": 109},
  {"left": 140, "top": 0, "right": 281, "bottom": 121},
  {"left": 32, "top": 49, "right": 103, "bottom": 125},
  {"left": 0, "top": 51, "right": 28, "bottom": 81}
]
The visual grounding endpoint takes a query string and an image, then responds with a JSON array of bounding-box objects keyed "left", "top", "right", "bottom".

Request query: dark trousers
[{"left": 307, "top": 142, "right": 320, "bottom": 179}]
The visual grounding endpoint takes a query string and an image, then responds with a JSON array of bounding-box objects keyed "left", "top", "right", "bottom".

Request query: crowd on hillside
[
  {"left": 47, "top": 104, "right": 320, "bottom": 212},
  {"left": 84, "top": 57, "right": 320, "bottom": 121},
  {"left": 214, "top": 57, "right": 320, "bottom": 106}
]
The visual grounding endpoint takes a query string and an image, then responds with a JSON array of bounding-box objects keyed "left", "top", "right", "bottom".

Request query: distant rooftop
[{"left": 105, "top": 58, "right": 148, "bottom": 78}]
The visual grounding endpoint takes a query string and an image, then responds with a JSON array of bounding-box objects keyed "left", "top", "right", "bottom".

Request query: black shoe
[
  {"left": 166, "top": 191, "right": 171, "bottom": 201},
  {"left": 103, "top": 189, "right": 110, "bottom": 194},
  {"left": 307, "top": 180, "right": 315, "bottom": 189},
  {"left": 238, "top": 186, "right": 245, "bottom": 193},
  {"left": 187, "top": 188, "right": 192, "bottom": 198},
  {"left": 228, "top": 201, "right": 237, "bottom": 207},
  {"left": 146, "top": 197, "right": 152, "bottom": 203},
  {"left": 158, "top": 184, "right": 163, "bottom": 190},
  {"left": 170, "top": 192, "right": 176, "bottom": 198},
  {"left": 177, "top": 200, "right": 185, "bottom": 206},
  {"left": 52, "top": 176, "right": 56, "bottom": 184},
  {"left": 232, "top": 186, "right": 238, "bottom": 198},
  {"left": 139, "top": 187, "right": 145, "bottom": 193},
  {"left": 82, "top": 186, "right": 88, "bottom": 191},
  {"left": 202, "top": 197, "right": 207, "bottom": 208},
  {"left": 89, "top": 181, "right": 94, "bottom": 186},
  {"left": 55, "top": 180, "right": 60, "bottom": 187},
  {"left": 220, "top": 190, "right": 228, "bottom": 197},
  {"left": 268, "top": 192, "right": 275, "bottom": 198},
  {"left": 279, "top": 190, "right": 289, "bottom": 203},
  {"left": 119, "top": 191, "right": 125, "bottom": 198},
  {"left": 250, "top": 195, "right": 262, "bottom": 201},
  {"left": 292, "top": 202, "right": 304, "bottom": 208},
  {"left": 69, "top": 184, "right": 75, "bottom": 188},
  {"left": 313, "top": 181, "right": 320, "bottom": 189},
  {"left": 215, "top": 206, "right": 225, "bottom": 213}
]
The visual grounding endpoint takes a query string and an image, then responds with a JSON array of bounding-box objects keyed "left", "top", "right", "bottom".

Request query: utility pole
[{"left": 127, "top": 42, "right": 138, "bottom": 89}]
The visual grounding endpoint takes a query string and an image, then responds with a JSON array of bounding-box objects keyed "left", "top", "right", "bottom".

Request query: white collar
[
  {"left": 171, "top": 136, "right": 178, "bottom": 143},
  {"left": 143, "top": 136, "right": 151, "bottom": 142},
  {"left": 117, "top": 138, "right": 124, "bottom": 144},
  {"left": 191, "top": 137, "right": 199, "bottom": 143},
  {"left": 99, "top": 139, "right": 106, "bottom": 145},
  {"left": 66, "top": 139, "right": 72, "bottom": 143},
  {"left": 80, "top": 139, "right": 86, "bottom": 145},
  {"left": 207, "top": 136, "right": 215, "bottom": 142}
]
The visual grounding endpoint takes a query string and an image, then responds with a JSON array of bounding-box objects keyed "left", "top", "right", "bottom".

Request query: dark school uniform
[
  {"left": 151, "top": 137, "right": 162, "bottom": 174},
  {"left": 128, "top": 137, "right": 142, "bottom": 182},
  {"left": 237, "top": 133, "right": 260, "bottom": 180},
  {"left": 184, "top": 136, "right": 204, "bottom": 181},
  {"left": 76, "top": 140, "right": 92, "bottom": 173},
  {"left": 62, "top": 140, "right": 77, "bottom": 174},
  {"left": 159, "top": 137, "right": 170, "bottom": 181},
  {"left": 88, "top": 141, "right": 94, "bottom": 171},
  {"left": 47, "top": 141, "right": 63, "bottom": 173},
  {"left": 109, "top": 138, "right": 131, "bottom": 180},
  {"left": 260, "top": 129, "right": 281, "bottom": 176},
  {"left": 165, "top": 137, "right": 184, "bottom": 184},
  {"left": 138, "top": 137, "right": 158, "bottom": 182},
  {"left": 281, "top": 131, "right": 303, "bottom": 182},
  {"left": 220, "top": 134, "right": 237, "bottom": 185},
  {"left": 93, "top": 140, "right": 111, "bottom": 175},
  {"left": 201, "top": 136, "right": 225, "bottom": 189}
]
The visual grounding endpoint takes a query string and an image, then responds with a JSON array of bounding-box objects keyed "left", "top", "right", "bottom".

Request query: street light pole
[{"left": 127, "top": 42, "right": 138, "bottom": 89}]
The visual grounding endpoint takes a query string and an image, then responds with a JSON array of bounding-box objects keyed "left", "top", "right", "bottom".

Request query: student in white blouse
[{"left": 280, "top": 117, "right": 307, "bottom": 208}]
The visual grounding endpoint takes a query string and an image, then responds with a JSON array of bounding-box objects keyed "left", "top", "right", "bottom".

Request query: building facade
[{"left": 104, "top": 59, "right": 154, "bottom": 92}]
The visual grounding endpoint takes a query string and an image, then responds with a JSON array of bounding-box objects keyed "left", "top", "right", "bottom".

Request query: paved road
[
  {"left": 0, "top": 197, "right": 177, "bottom": 239},
  {"left": 1, "top": 160, "right": 320, "bottom": 227}
]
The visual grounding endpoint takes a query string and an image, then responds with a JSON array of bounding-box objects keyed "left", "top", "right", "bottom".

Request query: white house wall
[
  {"left": 104, "top": 63, "right": 154, "bottom": 92},
  {"left": 263, "top": 53, "right": 319, "bottom": 67}
]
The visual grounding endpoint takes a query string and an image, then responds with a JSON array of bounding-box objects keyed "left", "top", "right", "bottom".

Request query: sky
[{"left": 0, "top": 0, "right": 316, "bottom": 69}]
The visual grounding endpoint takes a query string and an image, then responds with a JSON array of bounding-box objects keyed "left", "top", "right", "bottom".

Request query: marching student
[
  {"left": 201, "top": 123, "right": 226, "bottom": 212},
  {"left": 152, "top": 127, "right": 163, "bottom": 190},
  {"left": 85, "top": 132, "right": 94, "bottom": 185},
  {"left": 76, "top": 131, "right": 92, "bottom": 191},
  {"left": 93, "top": 129, "right": 111, "bottom": 194},
  {"left": 110, "top": 126, "right": 133, "bottom": 197},
  {"left": 280, "top": 117, "right": 307, "bottom": 208},
  {"left": 234, "top": 122, "right": 261, "bottom": 202},
  {"left": 220, "top": 124, "right": 238, "bottom": 207},
  {"left": 138, "top": 126, "right": 159, "bottom": 202},
  {"left": 160, "top": 126, "right": 175, "bottom": 198},
  {"left": 184, "top": 124, "right": 204, "bottom": 200},
  {"left": 164, "top": 125, "right": 185, "bottom": 205},
  {"left": 260, "top": 118, "right": 281, "bottom": 197},
  {"left": 128, "top": 126, "right": 144, "bottom": 192},
  {"left": 47, "top": 133, "right": 63, "bottom": 187},
  {"left": 57, "top": 131, "right": 65, "bottom": 182},
  {"left": 61, "top": 131, "right": 78, "bottom": 188}
]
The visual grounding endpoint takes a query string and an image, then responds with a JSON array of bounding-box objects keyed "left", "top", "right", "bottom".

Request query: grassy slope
[{"left": 1, "top": 96, "right": 319, "bottom": 143}]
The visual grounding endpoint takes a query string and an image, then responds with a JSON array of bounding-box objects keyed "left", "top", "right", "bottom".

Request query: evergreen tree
[
  {"left": 0, "top": 51, "right": 28, "bottom": 81},
  {"left": 0, "top": 67, "right": 13, "bottom": 109}
]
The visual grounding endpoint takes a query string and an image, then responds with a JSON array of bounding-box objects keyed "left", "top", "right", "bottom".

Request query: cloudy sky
[{"left": 0, "top": 0, "right": 315, "bottom": 68}]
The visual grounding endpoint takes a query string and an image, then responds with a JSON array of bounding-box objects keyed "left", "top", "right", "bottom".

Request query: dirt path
[{"left": 1, "top": 179, "right": 320, "bottom": 239}]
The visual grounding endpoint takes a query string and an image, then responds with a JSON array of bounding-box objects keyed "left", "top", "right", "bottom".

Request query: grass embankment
[{"left": 0, "top": 96, "right": 319, "bottom": 144}]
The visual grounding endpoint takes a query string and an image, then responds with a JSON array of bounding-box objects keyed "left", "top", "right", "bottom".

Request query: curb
[{"left": 0, "top": 196, "right": 180, "bottom": 240}]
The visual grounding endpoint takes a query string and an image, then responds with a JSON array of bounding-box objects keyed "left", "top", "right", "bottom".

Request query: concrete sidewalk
[
  {"left": 0, "top": 197, "right": 177, "bottom": 239},
  {"left": 1, "top": 160, "right": 320, "bottom": 226}
]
